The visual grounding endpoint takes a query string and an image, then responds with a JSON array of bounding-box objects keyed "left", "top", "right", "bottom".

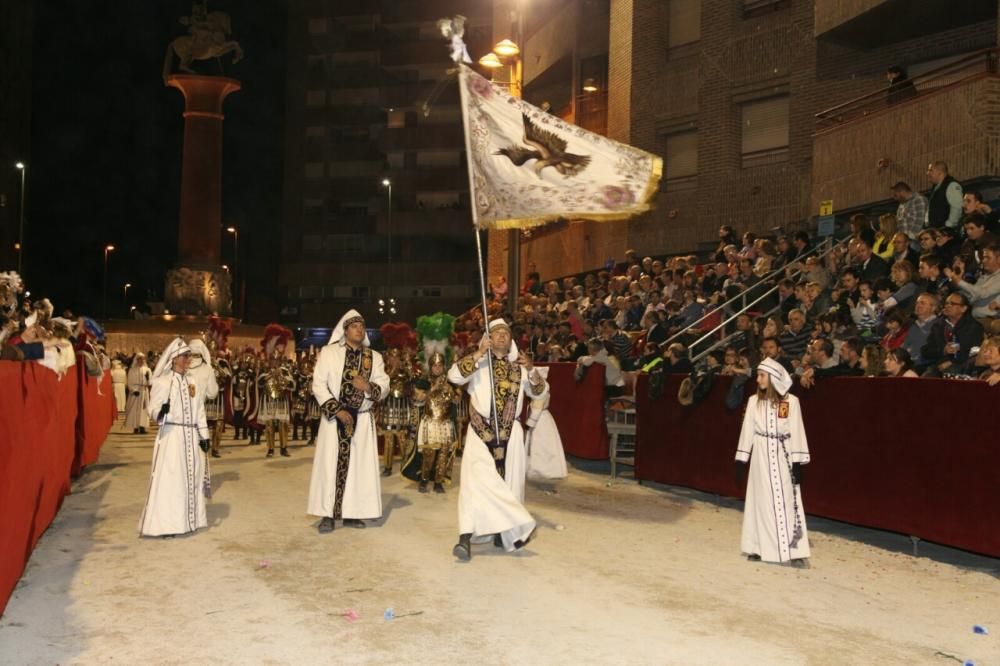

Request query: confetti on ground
[
  {"left": 257, "top": 560, "right": 271, "bottom": 569},
  {"left": 341, "top": 609, "right": 359, "bottom": 622},
  {"left": 972, "top": 625, "right": 988, "bottom": 635},
  {"left": 384, "top": 608, "right": 394, "bottom": 621},
  {"left": 554, "top": 524, "right": 565, "bottom": 531}
]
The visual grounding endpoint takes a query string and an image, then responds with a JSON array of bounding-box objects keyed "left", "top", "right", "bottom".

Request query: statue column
[{"left": 164, "top": 73, "right": 240, "bottom": 316}]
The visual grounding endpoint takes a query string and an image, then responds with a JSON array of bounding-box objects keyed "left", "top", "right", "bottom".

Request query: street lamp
[
  {"left": 15, "top": 162, "right": 26, "bottom": 277},
  {"left": 226, "top": 226, "right": 239, "bottom": 317},
  {"left": 123, "top": 282, "right": 131, "bottom": 312},
  {"left": 381, "top": 179, "right": 393, "bottom": 315},
  {"left": 103, "top": 244, "right": 115, "bottom": 320}
]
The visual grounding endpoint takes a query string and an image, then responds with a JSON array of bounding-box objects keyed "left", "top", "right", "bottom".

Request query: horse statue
[{"left": 163, "top": 1, "right": 243, "bottom": 82}]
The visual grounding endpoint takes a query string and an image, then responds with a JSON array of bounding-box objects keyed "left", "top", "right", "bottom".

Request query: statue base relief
[{"left": 165, "top": 264, "right": 232, "bottom": 317}]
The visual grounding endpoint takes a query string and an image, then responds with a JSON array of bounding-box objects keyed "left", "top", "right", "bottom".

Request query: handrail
[
  {"left": 815, "top": 47, "right": 998, "bottom": 130},
  {"left": 677, "top": 235, "right": 851, "bottom": 362},
  {"left": 657, "top": 238, "right": 833, "bottom": 350}
]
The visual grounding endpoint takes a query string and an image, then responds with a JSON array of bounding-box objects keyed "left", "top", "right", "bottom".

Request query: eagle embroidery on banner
[{"left": 495, "top": 113, "right": 592, "bottom": 178}]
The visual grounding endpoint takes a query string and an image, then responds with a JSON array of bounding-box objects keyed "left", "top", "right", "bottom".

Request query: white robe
[
  {"left": 124, "top": 365, "right": 152, "bottom": 430},
  {"left": 187, "top": 361, "right": 220, "bottom": 418},
  {"left": 111, "top": 366, "right": 128, "bottom": 412},
  {"left": 735, "top": 394, "right": 811, "bottom": 563},
  {"left": 139, "top": 371, "right": 210, "bottom": 536},
  {"left": 448, "top": 354, "right": 548, "bottom": 551},
  {"left": 526, "top": 394, "right": 568, "bottom": 481},
  {"left": 307, "top": 343, "right": 389, "bottom": 520}
]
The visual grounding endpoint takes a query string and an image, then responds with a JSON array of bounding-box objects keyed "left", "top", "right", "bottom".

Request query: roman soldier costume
[{"left": 256, "top": 324, "right": 296, "bottom": 458}]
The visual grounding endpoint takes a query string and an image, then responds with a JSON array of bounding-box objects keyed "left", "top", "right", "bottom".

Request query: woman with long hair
[
  {"left": 734, "top": 358, "right": 811, "bottom": 567},
  {"left": 873, "top": 214, "right": 898, "bottom": 262},
  {"left": 885, "top": 347, "right": 919, "bottom": 377},
  {"left": 860, "top": 345, "right": 886, "bottom": 377}
]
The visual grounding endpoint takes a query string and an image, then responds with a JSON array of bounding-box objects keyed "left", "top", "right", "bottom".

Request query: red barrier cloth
[
  {"left": 539, "top": 362, "right": 607, "bottom": 460},
  {"left": 0, "top": 362, "right": 79, "bottom": 616},
  {"left": 73, "top": 367, "right": 116, "bottom": 476},
  {"left": 635, "top": 374, "right": 1000, "bottom": 557}
]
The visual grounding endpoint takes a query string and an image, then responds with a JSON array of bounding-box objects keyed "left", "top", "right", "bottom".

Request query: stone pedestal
[{"left": 164, "top": 74, "right": 240, "bottom": 316}]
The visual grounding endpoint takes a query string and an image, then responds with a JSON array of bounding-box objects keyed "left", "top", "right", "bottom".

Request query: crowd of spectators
[{"left": 461, "top": 161, "right": 1000, "bottom": 392}]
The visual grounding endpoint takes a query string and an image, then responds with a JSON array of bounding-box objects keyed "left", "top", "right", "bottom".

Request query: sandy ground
[{"left": 1, "top": 423, "right": 997, "bottom": 666}]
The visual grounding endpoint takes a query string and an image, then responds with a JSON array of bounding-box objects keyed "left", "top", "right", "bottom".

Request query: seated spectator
[
  {"left": 978, "top": 336, "right": 1000, "bottom": 386},
  {"left": 917, "top": 229, "right": 942, "bottom": 261},
  {"left": 857, "top": 237, "right": 890, "bottom": 282},
  {"left": 776, "top": 278, "right": 798, "bottom": 319},
  {"left": 576, "top": 338, "right": 626, "bottom": 398},
  {"left": 759, "top": 336, "right": 794, "bottom": 374},
  {"left": 644, "top": 310, "right": 668, "bottom": 347},
  {"left": 849, "top": 213, "right": 875, "bottom": 245},
  {"left": 917, "top": 254, "right": 951, "bottom": 300},
  {"left": 959, "top": 214, "right": 999, "bottom": 275},
  {"left": 778, "top": 309, "right": 812, "bottom": 364},
  {"left": 676, "top": 290, "right": 705, "bottom": 329},
  {"left": 738, "top": 232, "right": 757, "bottom": 262},
  {"left": 962, "top": 190, "right": 1000, "bottom": 235},
  {"left": 948, "top": 243, "right": 1000, "bottom": 323},
  {"left": 873, "top": 213, "right": 897, "bottom": 262},
  {"left": 860, "top": 344, "right": 886, "bottom": 377},
  {"left": 881, "top": 260, "right": 919, "bottom": 313},
  {"left": 715, "top": 225, "right": 739, "bottom": 263},
  {"left": 832, "top": 267, "right": 861, "bottom": 311},
  {"left": 921, "top": 292, "right": 984, "bottom": 376},
  {"left": 800, "top": 337, "right": 864, "bottom": 388},
  {"left": 885, "top": 347, "right": 919, "bottom": 378},
  {"left": 902, "top": 293, "right": 940, "bottom": 371},
  {"left": 624, "top": 295, "right": 645, "bottom": 331},
  {"left": 880, "top": 307, "right": 909, "bottom": 350},
  {"left": 849, "top": 279, "right": 879, "bottom": 336},
  {"left": 662, "top": 342, "right": 693, "bottom": 375},
  {"left": 753, "top": 239, "right": 776, "bottom": 277},
  {"left": 935, "top": 226, "right": 962, "bottom": 265},
  {"left": 638, "top": 342, "right": 662, "bottom": 372},
  {"left": 719, "top": 345, "right": 749, "bottom": 377},
  {"left": 890, "top": 231, "right": 920, "bottom": 268}
]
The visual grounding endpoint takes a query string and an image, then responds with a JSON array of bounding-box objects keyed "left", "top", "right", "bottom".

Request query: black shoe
[
  {"left": 747, "top": 554, "right": 761, "bottom": 562},
  {"left": 211, "top": 450, "right": 221, "bottom": 458},
  {"left": 280, "top": 447, "right": 290, "bottom": 457},
  {"left": 789, "top": 558, "right": 810, "bottom": 569},
  {"left": 139, "top": 428, "right": 147, "bottom": 434},
  {"left": 493, "top": 533, "right": 503, "bottom": 548},
  {"left": 419, "top": 480, "right": 429, "bottom": 493},
  {"left": 343, "top": 519, "right": 366, "bottom": 529},
  {"left": 434, "top": 483, "right": 445, "bottom": 494},
  {"left": 381, "top": 468, "right": 392, "bottom": 477},
  {"left": 266, "top": 449, "right": 274, "bottom": 458},
  {"left": 133, "top": 428, "right": 140, "bottom": 434},
  {"left": 513, "top": 527, "right": 536, "bottom": 550},
  {"left": 318, "top": 517, "right": 334, "bottom": 534},
  {"left": 453, "top": 533, "right": 472, "bottom": 561}
]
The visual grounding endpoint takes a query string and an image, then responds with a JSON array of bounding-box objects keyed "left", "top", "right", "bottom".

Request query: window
[
  {"left": 308, "top": 18, "right": 328, "bottom": 35},
  {"left": 664, "top": 131, "right": 698, "bottom": 189},
  {"left": 668, "top": 0, "right": 700, "bottom": 49},
  {"left": 387, "top": 109, "right": 406, "bottom": 129},
  {"left": 740, "top": 96, "right": 789, "bottom": 168}
]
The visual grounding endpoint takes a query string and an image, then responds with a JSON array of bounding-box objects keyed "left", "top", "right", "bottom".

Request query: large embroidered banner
[{"left": 457, "top": 66, "right": 662, "bottom": 230}]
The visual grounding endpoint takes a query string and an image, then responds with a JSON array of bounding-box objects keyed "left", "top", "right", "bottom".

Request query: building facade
[
  {"left": 493, "top": 0, "right": 1000, "bottom": 283},
  {"left": 280, "top": 1, "right": 493, "bottom": 325}
]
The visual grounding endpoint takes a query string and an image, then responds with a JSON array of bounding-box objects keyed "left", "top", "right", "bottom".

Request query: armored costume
[
  {"left": 257, "top": 324, "right": 295, "bottom": 458},
  {"left": 226, "top": 347, "right": 259, "bottom": 443},
  {"left": 379, "top": 348, "right": 414, "bottom": 476},
  {"left": 291, "top": 350, "right": 320, "bottom": 444},
  {"left": 415, "top": 352, "right": 459, "bottom": 493}
]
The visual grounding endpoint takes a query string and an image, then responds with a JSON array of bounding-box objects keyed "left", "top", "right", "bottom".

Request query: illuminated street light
[
  {"left": 478, "top": 53, "right": 502, "bottom": 69},
  {"left": 494, "top": 39, "right": 520, "bottom": 57},
  {"left": 226, "top": 226, "right": 239, "bottom": 318},
  {"left": 102, "top": 245, "right": 116, "bottom": 319},
  {"left": 14, "top": 162, "right": 26, "bottom": 276}
]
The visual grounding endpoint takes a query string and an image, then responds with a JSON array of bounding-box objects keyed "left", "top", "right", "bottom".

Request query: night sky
[{"left": 25, "top": 0, "right": 287, "bottom": 321}]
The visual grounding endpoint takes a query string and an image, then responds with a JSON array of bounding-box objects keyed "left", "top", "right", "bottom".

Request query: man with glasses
[{"left": 921, "top": 292, "right": 984, "bottom": 377}]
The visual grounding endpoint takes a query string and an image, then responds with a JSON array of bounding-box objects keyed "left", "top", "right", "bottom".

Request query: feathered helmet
[
  {"left": 261, "top": 323, "right": 293, "bottom": 360},
  {"left": 206, "top": 315, "right": 233, "bottom": 353},
  {"left": 380, "top": 322, "right": 416, "bottom": 351},
  {"left": 416, "top": 312, "right": 454, "bottom": 369},
  {"left": 0, "top": 272, "right": 23, "bottom": 318}
]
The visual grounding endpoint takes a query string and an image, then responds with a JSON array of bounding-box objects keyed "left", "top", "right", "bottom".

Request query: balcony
[
  {"left": 812, "top": 49, "right": 1000, "bottom": 212},
  {"left": 816, "top": 0, "right": 996, "bottom": 48}
]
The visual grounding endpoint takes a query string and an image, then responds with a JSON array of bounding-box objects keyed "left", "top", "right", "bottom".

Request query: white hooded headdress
[
  {"left": 758, "top": 357, "right": 792, "bottom": 395},
  {"left": 152, "top": 337, "right": 193, "bottom": 379},
  {"left": 487, "top": 317, "right": 518, "bottom": 362},
  {"left": 329, "top": 309, "right": 370, "bottom": 347},
  {"left": 187, "top": 339, "right": 212, "bottom": 369}
]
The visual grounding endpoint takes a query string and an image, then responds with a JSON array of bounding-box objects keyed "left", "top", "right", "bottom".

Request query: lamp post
[
  {"left": 226, "top": 226, "right": 239, "bottom": 317},
  {"left": 381, "top": 178, "right": 396, "bottom": 316},
  {"left": 15, "top": 162, "right": 26, "bottom": 277},
  {"left": 123, "top": 282, "right": 131, "bottom": 313},
  {"left": 103, "top": 244, "right": 115, "bottom": 320}
]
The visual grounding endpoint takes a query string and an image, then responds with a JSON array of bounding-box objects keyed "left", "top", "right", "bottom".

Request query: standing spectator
[
  {"left": 715, "top": 226, "right": 739, "bottom": 262},
  {"left": 576, "top": 338, "right": 626, "bottom": 398},
  {"left": 602, "top": 320, "right": 634, "bottom": 370},
  {"left": 926, "top": 161, "right": 963, "bottom": 229},
  {"left": 886, "top": 65, "right": 917, "bottom": 105},
  {"left": 891, "top": 181, "right": 929, "bottom": 246},
  {"left": 921, "top": 292, "right": 984, "bottom": 376}
]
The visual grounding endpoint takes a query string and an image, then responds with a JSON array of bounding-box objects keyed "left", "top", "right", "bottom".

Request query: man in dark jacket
[
  {"left": 921, "top": 292, "right": 984, "bottom": 376},
  {"left": 857, "top": 239, "right": 890, "bottom": 282}
]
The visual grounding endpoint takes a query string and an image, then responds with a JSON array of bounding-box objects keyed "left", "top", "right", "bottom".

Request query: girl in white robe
[
  {"left": 526, "top": 367, "right": 568, "bottom": 481},
  {"left": 111, "top": 360, "right": 128, "bottom": 413},
  {"left": 735, "top": 358, "right": 811, "bottom": 566},
  {"left": 124, "top": 355, "right": 152, "bottom": 433},
  {"left": 139, "top": 339, "right": 211, "bottom": 537}
]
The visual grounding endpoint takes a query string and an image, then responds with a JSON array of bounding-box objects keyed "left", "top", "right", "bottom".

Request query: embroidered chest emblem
[
  {"left": 778, "top": 401, "right": 789, "bottom": 419},
  {"left": 189, "top": 384, "right": 197, "bottom": 398}
]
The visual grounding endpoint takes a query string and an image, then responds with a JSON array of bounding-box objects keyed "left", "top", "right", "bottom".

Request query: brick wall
[{"left": 814, "top": 0, "right": 885, "bottom": 37}]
